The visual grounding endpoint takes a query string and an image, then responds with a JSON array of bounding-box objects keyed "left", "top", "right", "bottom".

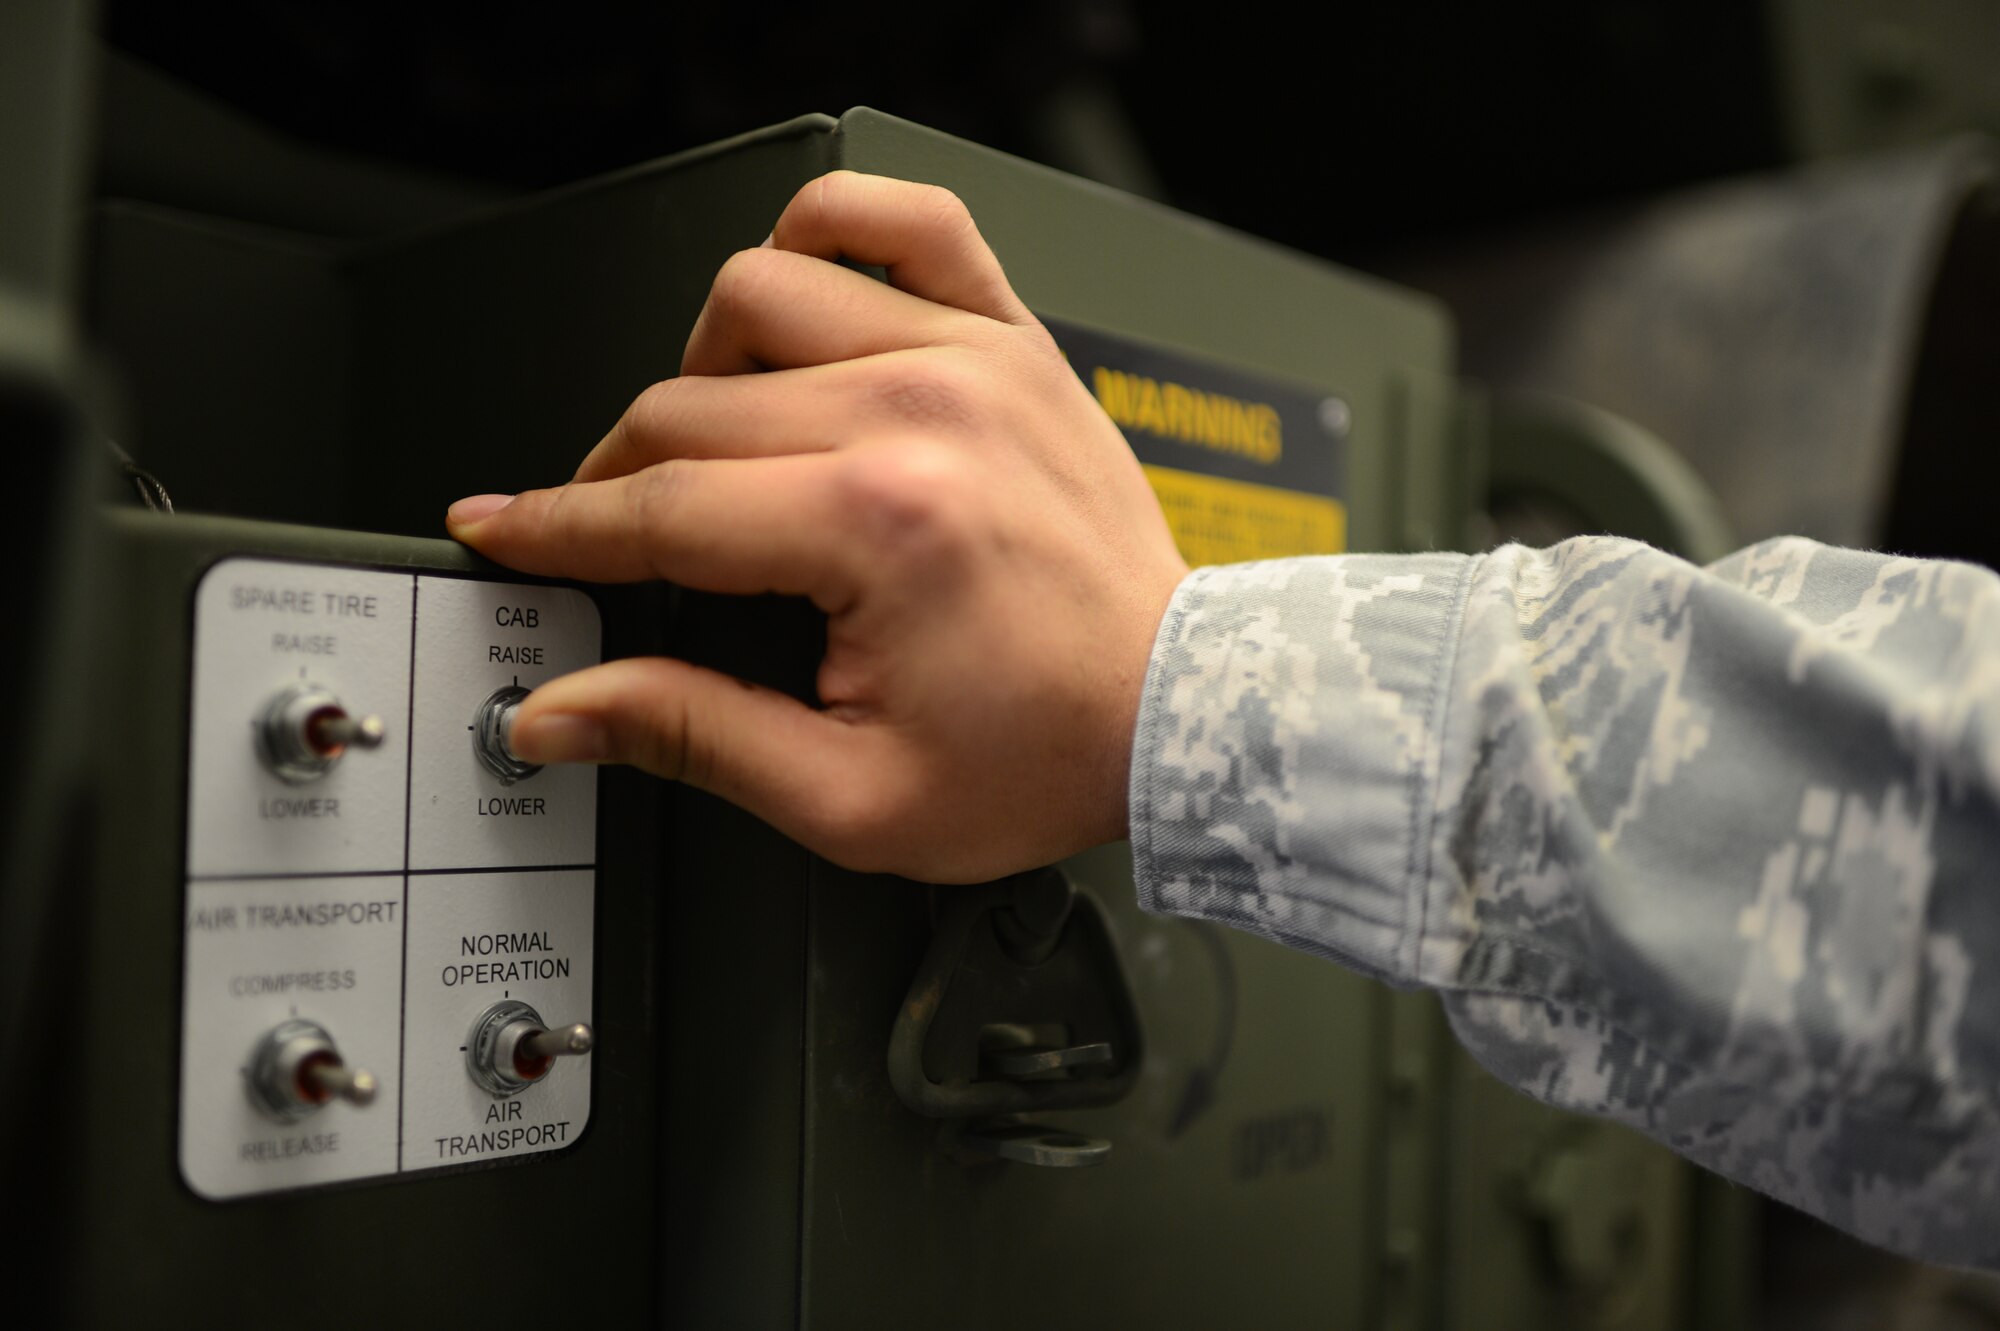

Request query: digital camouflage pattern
[{"left": 1130, "top": 536, "right": 2000, "bottom": 1269}]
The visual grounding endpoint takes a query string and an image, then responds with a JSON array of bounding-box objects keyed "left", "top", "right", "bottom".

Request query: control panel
[{"left": 179, "top": 558, "right": 600, "bottom": 1199}]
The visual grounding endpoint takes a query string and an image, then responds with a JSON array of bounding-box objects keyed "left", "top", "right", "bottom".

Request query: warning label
[
  {"left": 1044, "top": 316, "right": 1348, "bottom": 565},
  {"left": 1142, "top": 465, "right": 1346, "bottom": 568}
]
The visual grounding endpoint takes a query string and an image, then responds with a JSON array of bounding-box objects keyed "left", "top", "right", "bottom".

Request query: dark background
[{"left": 102, "top": 0, "right": 1791, "bottom": 263}]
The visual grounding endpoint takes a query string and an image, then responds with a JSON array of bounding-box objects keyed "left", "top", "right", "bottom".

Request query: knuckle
[
  {"left": 706, "top": 247, "right": 780, "bottom": 320},
  {"left": 913, "top": 182, "right": 973, "bottom": 233},
  {"left": 835, "top": 444, "right": 981, "bottom": 559},
  {"left": 629, "top": 459, "right": 692, "bottom": 534},
  {"left": 865, "top": 356, "right": 976, "bottom": 433},
  {"left": 626, "top": 377, "right": 686, "bottom": 439},
  {"left": 535, "top": 480, "right": 579, "bottom": 540},
  {"left": 807, "top": 169, "right": 860, "bottom": 215}
]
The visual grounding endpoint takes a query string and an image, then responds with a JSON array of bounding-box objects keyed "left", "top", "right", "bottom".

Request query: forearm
[{"left": 1132, "top": 536, "right": 2000, "bottom": 1269}]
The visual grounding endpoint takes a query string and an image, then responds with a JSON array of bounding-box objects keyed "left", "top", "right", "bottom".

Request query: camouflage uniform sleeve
[{"left": 1130, "top": 536, "right": 2000, "bottom": 1269}]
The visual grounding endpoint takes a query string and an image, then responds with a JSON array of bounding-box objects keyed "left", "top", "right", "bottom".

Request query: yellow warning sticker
[
  {"left": 1042, "top": 314, "right": 1349, "bottom": 568},
  {"left": 1143, "top": 464, "right": 1347, "bottom": 567}
]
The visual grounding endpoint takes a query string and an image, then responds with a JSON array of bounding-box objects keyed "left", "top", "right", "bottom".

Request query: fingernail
[
  {"left": 447, "top": 493, "right": 514, "bottom": 525},
  {"left": 758, "top": 232, "right": 774, "bottom": 248},
  {"left": 510, "top": 714, "right": 608, "bottom": 764}
]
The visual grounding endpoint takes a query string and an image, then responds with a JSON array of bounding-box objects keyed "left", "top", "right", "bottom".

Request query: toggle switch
[
  {"left": 466, "top": 999, "right": 592, "bottom": 1097},
  {"left": 473, "top": 684, "right": 541, "bottom": 785},
  {"left": 258, "top": 682, "right": 385, "bottom": 783},
  {"left": 247, "top": 1018, "right": 379, "bottom": 1121}
]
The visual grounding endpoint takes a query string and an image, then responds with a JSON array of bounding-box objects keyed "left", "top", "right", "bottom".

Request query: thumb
[{"left": 510, "top": 656, "right": 859, "bottom": 841}]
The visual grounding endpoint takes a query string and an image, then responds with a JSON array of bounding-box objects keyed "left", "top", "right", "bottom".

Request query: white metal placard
[{"left": 181, "top": 558, "right": 600, "bottom": 1199}]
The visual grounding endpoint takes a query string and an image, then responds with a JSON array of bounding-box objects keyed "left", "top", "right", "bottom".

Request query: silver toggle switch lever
[
  {"left": 473, "top": 685, "right": 541, "bottom": 785},
  {"left": 247, "top": 1018, "right": 379, "bottom": 1121},
  {"left": 258, "top": 682, "right": 385, "bottom": 783},
  {"left": 466, "top": 999, "right": 593, "bottom": 1097}
]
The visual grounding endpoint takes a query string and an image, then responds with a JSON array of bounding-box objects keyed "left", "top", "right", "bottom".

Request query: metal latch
[{"left": 887, "top": 866, "right": 1143, "bottom": 1168}]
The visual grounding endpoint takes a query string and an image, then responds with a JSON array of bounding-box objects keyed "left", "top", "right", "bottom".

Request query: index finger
[
  {"left": 448, "top": 453, "right": 858, "bottom": 604},
  {"left": 770, "top": 171, "right": 1036, "bottom": 327}
]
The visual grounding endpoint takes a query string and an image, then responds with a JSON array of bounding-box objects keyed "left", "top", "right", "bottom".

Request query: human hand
[{"left": 447, "top": 171, "right": 1190, "bottom": 883}]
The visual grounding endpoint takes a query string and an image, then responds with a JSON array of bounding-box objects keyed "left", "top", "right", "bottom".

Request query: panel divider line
[
  {"left": 188, "top": 863, "right": 599, "bottom": 882},
  {"left": 396, "top": 574, "right": 417, "bottom": 1173}
]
